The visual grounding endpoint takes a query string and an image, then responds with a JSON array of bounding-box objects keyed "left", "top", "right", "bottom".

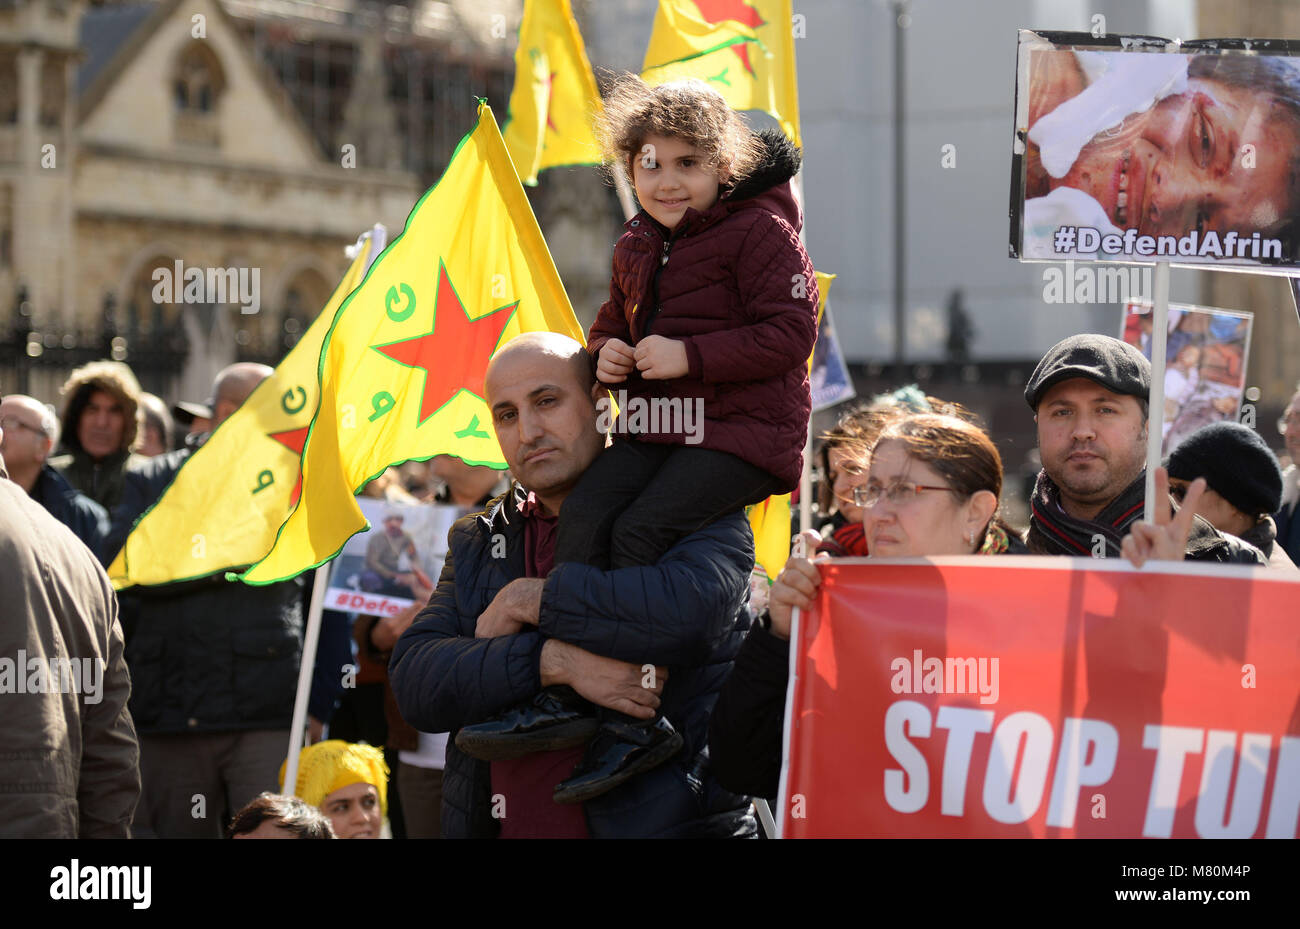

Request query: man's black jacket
[
  {"left": 107, "top": 447, "right": 303, "bottom": 734},
  {"left": 390, "top": 483, "right": 758, "bottom": 838},
  {"left": 32, "top": 464, "right": 109, "bottom": 562}
]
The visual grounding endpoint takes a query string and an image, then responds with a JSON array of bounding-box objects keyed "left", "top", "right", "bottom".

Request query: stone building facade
[{"left": 1, "top": 0, "right": 624, "bottom": 411}]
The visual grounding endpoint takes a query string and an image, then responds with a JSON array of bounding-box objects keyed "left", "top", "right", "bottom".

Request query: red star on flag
[
  {"left": 694, "top": 0, "right": 765, "bottom": 75},
  {"left": 269, "top": 425, "right": 310, "bottom": 506},
  {"left": 373, "top": 261, "right": 517, "bottom": 427},
  {"left": 543, "top": 69, "right": 558, "bottom": 132}
]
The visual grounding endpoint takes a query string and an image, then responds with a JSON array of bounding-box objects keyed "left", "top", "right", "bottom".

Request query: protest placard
[{"left": 780, "top": 558, "right": 1300, "bottom": 838}]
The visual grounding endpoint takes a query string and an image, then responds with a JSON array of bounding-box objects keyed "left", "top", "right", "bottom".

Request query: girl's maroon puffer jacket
[{"left": 588, "top": 129, "right": 819, "bottom": 491}]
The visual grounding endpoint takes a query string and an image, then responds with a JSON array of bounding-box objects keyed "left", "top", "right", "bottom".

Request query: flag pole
[
  {"left": 281, "top": 224, "right": 385, "bottom": 797},
  {"left": 283, "top": 565, "right": 329, "bottom": 798},
  {"left": 1143, "top": 261, "right": 1171, "bottom": 521},
  {"left": 613, "top": 167, "right": 638, "bottom": 221},
  {"left": 792, "top": 169, "right": 812, "bottom": 535},
  {"left": 773, "top": 603, "right": 802, "bottom": 840}
]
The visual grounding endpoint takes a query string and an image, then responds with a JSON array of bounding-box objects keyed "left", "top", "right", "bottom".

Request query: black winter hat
[
  {"left": 1167, "top": 421, "right": 1283, "bottom": 516},
  {"left": 1025, "top": 334, "right": 1151, "bottom": 410}
]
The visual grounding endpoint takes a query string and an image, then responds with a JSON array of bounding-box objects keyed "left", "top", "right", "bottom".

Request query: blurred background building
[{"left": 2, "top": 0, "right": 1296, "bottom": 517}]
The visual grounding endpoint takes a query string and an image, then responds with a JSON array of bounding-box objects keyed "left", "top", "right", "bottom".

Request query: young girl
[{"left": 459, "top": 75, "right": 819, "bottom": 804}]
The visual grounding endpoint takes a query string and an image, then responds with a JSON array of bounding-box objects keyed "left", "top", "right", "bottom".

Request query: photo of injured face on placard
[
  {"left": 1121, "top": 301, "right": 1252, "bottom": 455},
  {"left": 1012, "top": 31, "right": 1300, "bottom": 269}
]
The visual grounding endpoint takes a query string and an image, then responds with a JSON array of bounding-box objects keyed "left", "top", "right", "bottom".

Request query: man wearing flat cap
[{"left": 1023, "top": 334, "right": 1264, "bottom": 564}]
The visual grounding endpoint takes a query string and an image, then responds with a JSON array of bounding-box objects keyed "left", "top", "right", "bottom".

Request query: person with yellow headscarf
[{"left": 281, "top": 740, "right": 389, "bottom": 839}]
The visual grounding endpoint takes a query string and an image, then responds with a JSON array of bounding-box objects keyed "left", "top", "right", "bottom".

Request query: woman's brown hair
[
  {"left": 874, "top": 413, "right": 1003, "bottom": 502},
  {"left": 816, "top": 394, "right": 976, "bottom": 515},
  {"left": 596, "top": 73, "right": 764, "bottom": 187}
]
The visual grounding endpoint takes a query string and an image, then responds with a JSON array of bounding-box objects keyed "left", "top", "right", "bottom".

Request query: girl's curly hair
[{"left": 596, "top": 72, "right": 764, "bottom": 186}]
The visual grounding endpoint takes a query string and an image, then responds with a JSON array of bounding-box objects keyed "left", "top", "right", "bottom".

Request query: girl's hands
[
  {"left": 634, "top": 336, "right": 689, "bottom": 380},
  {"left": 597, "top": 338, "right": 636, "bottom": 383}
]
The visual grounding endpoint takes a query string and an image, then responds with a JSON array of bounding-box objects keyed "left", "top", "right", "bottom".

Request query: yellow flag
[
  {"left": 240, "top": 103, "right": 585, "bottom": 584},
  {"left": 502, "top": 0, "right": 604, "bottom": 185},
  {"left": 809, "top": 271, "right": 835, "bottom": 366},
  {"left": 747, "top": 492, "right": 792, "bottom": 583},
  {"left": 642, "top": 0, "right": 801, "bottom": 148},
  {"left": 106, "top": 232, "right": 378, "bottom": 589}
]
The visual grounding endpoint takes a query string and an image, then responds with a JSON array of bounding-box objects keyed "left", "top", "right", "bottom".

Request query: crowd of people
[{"left": 2, "top": 74, "right": 1297, "bottom": 839}]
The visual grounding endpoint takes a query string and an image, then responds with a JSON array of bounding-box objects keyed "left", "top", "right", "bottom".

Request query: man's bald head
[
  {"left": 486, "top": 332, "right": 595, "bottom": 399},
  {"left": 1, "top": 395, "right": 58, "bottom": 443},
  {"left": 211, "top": 363, "right": 273, "bottom": 428},
  {"left": 0, "top": 394, "right": 58, "bottom": 488}
]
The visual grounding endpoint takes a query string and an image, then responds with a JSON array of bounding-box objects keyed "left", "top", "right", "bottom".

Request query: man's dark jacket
[
  {"left": 32, "top": 464, "right": 109, "bottom": 562},
  {"left": 107, "top": 448, "right": 303, "bottom": 734},
  {"left": 1275, "top": 497, "right": 1300, "bottom": 565},
  {"left": 50, "top": 447, "right": 143, "bottom": 513},
  {"left": 389, "top": 483, "right": 758, "bottom": 838}
]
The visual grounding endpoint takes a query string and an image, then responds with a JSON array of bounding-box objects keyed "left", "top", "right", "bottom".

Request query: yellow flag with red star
[
  {"left": 239, "top": 103, "right": 585, "bottom": 584},
  {"left": 502, "top": 0, "right": 604, "bottom": 185},
  {"left": 642, "top": 0, "right": 801, "bottom": 148},
  {"left": 105, "top": 229, "right": 381, "bottom": 589}
]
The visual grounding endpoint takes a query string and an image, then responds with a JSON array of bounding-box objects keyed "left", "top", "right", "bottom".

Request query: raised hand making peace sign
[{"left": 1120, "top": 467, "right": 1208, "bottom": 569}]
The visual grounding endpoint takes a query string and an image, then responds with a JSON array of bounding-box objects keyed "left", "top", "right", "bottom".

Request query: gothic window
[
  {"left": 173, "top": 42, "right": 224, "bottom": 113},
  {"left": 172, "top": 42, "right": 224, "bottom": 147}
]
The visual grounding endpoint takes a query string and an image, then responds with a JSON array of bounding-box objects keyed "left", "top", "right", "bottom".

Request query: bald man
[
  {"left": 107, "top": 362, "right": 304, "bottom": 838},
  {"left": 390, "top": 333, "right": 759, "bottom": 838},
  {"left": 0, "top": 394, "right": 109, "bottom": 558}
]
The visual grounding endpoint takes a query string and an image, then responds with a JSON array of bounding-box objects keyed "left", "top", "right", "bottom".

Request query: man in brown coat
[{"left": 0, "top": 414, "right": 140, "bottom": 837}]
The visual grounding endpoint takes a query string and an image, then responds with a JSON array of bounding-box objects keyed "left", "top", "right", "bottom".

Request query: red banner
[{"left": 779, "top": 557, "right": 1300, "bottom": 838}]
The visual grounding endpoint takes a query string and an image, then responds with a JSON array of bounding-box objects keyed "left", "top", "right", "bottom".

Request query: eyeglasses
[
  {"left": 854, "top": 482, "right": 955, "bottom": 508},
  {"left": 0, "top": 416, "right": 47, "bottom": 438},
  {"left": 1168, "top": 479, "right": 1190, "bottom": 503}
]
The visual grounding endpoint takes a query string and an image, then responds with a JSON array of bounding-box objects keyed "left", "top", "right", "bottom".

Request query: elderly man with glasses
[{"left": 0, "top": 394, "right": 109, "bottom": 560}]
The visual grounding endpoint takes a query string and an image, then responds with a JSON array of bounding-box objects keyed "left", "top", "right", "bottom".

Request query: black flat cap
[{"left": 1025, "top": 334, "right": 1151, "bottom": 410}]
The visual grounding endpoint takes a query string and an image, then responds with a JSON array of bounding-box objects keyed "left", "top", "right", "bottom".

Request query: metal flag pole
[
  {"left": 282, "top": 224, "right": 387, "bottom": 799},
  {"left": 613, "top": 167, "right": 638, "bottom": 222},
  {"left": 1143, "top": 261, "right": 1171, "bottom": 521},
  {"left": 283, "top": 566, "right": 330, "bottom": 798}
]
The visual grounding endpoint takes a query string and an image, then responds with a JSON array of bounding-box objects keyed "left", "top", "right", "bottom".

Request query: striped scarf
[{"left": 1026, "top": 469, "right": 1146, "bottom": 557}]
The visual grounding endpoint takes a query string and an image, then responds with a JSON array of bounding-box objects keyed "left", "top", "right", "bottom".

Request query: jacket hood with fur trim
[
  {"left": 720, "top": 128, "right": 804, "bottom": 234},
  {"left": 59, "top": 360, "right": 142, "bottom": 455}
]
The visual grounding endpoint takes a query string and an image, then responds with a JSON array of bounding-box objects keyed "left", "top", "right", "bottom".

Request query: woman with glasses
[
  {"left": 708, "top": 412, "right": 1024, "bottom": 803},
  {"left": 813, "top": 387, "right": 946, "bottom": 558},
  {"left": 812, "top": 411, "right": 881, "bottom": 559}
]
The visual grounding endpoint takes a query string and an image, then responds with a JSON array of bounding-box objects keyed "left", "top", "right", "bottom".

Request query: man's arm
[
  {"left": 364, "top": 536, "right": 395, "bottom": 579},
  {"left": 537, "top": 513, "right": 754, "bottom": 666},
  {"left": 388, "top": 525, "right": 546, "bottom": 734},
  {"left": 77, "top": 569, "right": 141, "bottom": 838}
]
